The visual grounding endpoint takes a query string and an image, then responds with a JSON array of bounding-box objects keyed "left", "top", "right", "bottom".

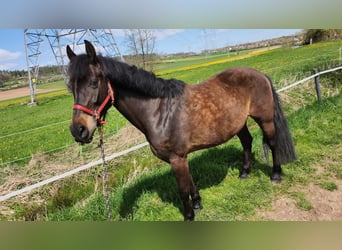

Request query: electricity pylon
[{"left": 24, "top": 29, "right": 123, "bottom": 105}]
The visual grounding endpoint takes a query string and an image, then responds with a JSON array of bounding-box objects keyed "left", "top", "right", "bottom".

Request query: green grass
[
  {"left": 289, "top": 192, "right": 313, "bottom": 211},
  {"left": 0, "top": 94, "right": 73, "bottom": 165},
  {"left": 36, "top": 80, "right": 66, "bottom": 90},
  {"left": 319, "top": 181, "right": 338, "bottom": 191}
]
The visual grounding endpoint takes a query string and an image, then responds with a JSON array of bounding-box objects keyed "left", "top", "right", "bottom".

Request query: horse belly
[{"left": 184, "top": 86, "right": 248, "bottom": 152}]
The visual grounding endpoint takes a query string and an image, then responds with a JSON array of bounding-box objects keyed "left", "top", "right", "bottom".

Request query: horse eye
[{"left": 89, "top": 79, "right": 98, "bottom": 89}]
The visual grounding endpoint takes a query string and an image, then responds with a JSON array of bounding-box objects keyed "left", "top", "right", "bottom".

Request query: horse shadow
[{"left": 117, "top": 144, "right": 272, "bottom": 219}]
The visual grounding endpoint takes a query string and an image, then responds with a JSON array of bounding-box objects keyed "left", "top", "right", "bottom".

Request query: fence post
[{"left": 313, "top": 68, "right": 322, "bottom": 102}]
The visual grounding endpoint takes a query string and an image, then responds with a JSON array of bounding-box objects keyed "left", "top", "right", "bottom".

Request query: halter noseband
[{"left": 73, "top": 80, "right": 115, "bottom": 126}]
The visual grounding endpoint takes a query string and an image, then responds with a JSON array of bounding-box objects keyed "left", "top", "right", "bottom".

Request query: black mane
[
  {"left": 99, "top": 56, "right": 185, "bottom": 98},
  {"left": 67, "top": 53, "right": 185, "bottom": 98}
]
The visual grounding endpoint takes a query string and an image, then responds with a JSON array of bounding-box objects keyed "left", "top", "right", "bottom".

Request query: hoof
[
  {"left": 270, "top": 173, "right": 282, "bottom": 184},
  {"left": 239, "top": 170, "right": 250, "bottom": 179},
  {"left": 184, "top": 211, "right": 195, "bottom": 221},
  {"left": 193, "top": 200, "right": 203, "bottom": 211}
]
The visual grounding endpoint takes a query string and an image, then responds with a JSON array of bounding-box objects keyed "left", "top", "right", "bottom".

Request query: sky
[{"left": 0, "top": 29, "right": 301, "bottom": 71}]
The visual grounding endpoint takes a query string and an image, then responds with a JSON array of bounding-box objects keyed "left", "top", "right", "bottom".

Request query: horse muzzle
[
  {"left": 70, "top": 114, "right": 97, "bottom": 144},
  {"left": 70, "top": 123, "right": 94, "bottom": 144}
]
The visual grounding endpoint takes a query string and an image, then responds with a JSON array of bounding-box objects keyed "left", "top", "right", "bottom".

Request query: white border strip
[{"left": 0, "top": 142, "right": 149, "bottom": 202}]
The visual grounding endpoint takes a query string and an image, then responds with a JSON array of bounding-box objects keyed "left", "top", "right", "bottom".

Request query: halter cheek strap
[{"left": 73, "top": 80, "right": 115, "bottom": 125}]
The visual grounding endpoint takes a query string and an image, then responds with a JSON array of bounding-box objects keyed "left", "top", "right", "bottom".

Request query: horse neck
[
  {"left": 103, "top": 58, "right": 184, "bottom": 138},
  {"left": 113, "top": 85, "right": 183, "bottom": 144},
  {"left": 113, "top": 87, "right": 161, "bottom": 135}
]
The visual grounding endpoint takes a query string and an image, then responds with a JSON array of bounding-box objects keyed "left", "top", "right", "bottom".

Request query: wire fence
[
  {"left": 277, "top": 65, "right": 342, "bottom": 93},
  {"left": 0, "top": 112, "right": 125, "bottom": 166},
  {"left": 0, "top": 120, "right": 69, "bottom": 140},
  {"left": 0, "top": 142, "right": 149, "bottom": 202}
]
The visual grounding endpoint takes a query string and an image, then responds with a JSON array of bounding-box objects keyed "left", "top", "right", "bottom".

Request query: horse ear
[
  {"left": 84, "top": 40, "right": 97, "bottom": 62},
  {"left": 66, "top": 45, "right": 76, "bottom": 60}
]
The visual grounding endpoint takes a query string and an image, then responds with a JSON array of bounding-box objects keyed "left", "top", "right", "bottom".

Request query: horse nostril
[
  {"left": 70, "top": 122, "right": 94, "bottom": 144},
  {"left": 78, "top": 124, "right": 88, "bottom": 139},
  {"left": 78, "top": 124, "right": 85, "bottom": 134}
]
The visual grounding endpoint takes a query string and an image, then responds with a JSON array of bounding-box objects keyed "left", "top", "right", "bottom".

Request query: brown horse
[{"left": 66, "top": 41, "right": 296, "bottom": 221}]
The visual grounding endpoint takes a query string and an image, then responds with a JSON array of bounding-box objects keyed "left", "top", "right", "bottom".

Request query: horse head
[{"left": 66, "top": 40, "right": 113, "bottom": 144}]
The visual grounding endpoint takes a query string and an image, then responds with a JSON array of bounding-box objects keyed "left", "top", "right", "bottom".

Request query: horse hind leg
[
  {"left": 255, "top": 119, "right": 282, "bottom": 183},
  {"left": 237, "top": 124, "right": 253, "bottom": 179}
]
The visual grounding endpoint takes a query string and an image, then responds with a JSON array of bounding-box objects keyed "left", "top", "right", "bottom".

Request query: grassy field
[{"left": 0, "top": 41, "right": 341, "bottom": 220}]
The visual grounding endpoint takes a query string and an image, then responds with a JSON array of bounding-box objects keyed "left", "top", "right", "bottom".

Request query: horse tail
[{"left": 267, "top": 76, "right": 297, "bottom": 165}]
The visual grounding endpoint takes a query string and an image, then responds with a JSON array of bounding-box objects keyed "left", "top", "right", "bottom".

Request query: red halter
[{"left": 73, "top": 81, "right": 115, "bottom": 126}]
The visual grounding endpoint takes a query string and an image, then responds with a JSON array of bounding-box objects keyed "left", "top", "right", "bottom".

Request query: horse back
[
  {"left": 177, "top": 67, "right": 274, "bottom": 153},
  {"left": 215, "top": 67, "right": 274, "bottom": 119}
]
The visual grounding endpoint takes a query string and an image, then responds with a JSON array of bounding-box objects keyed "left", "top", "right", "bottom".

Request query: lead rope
[{"left": 98, "top": 125, "right": 112, "bottom": 221}]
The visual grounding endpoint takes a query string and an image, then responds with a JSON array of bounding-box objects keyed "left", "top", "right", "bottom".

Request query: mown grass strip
[{"left": 156, "top": 48, "right": 273, "bottom": 76}]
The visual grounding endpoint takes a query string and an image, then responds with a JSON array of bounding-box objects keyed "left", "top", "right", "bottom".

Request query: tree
[
  {"left": 303, "top": 29, "right": 342, "bottom": 44},
  {"left": 125, "top": 29, "right": 156, "bottom": 71},
  {"left": 0, "top": 72, "right": 10, "bottom": 88}
]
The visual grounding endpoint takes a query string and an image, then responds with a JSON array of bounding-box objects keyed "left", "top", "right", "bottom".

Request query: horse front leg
[
  {"left": 237, "top": 124, "right": 253, "bottom": 179},
  {"left": 170, "top": 156, "right": 195, "bottom": 221},
  {"left": 189, "top": 174, "right": 202, "bottom": 210}
]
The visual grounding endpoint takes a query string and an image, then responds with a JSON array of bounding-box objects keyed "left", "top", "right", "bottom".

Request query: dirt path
[
  {"left": 0, "top": 87, "right": 61, "bottom": 101},
  {"left": 259, "top": 185, "right": 342, "bottom": 221},
  {"left": 259, "top": 179, "right": 342, "bottom": 221}
]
